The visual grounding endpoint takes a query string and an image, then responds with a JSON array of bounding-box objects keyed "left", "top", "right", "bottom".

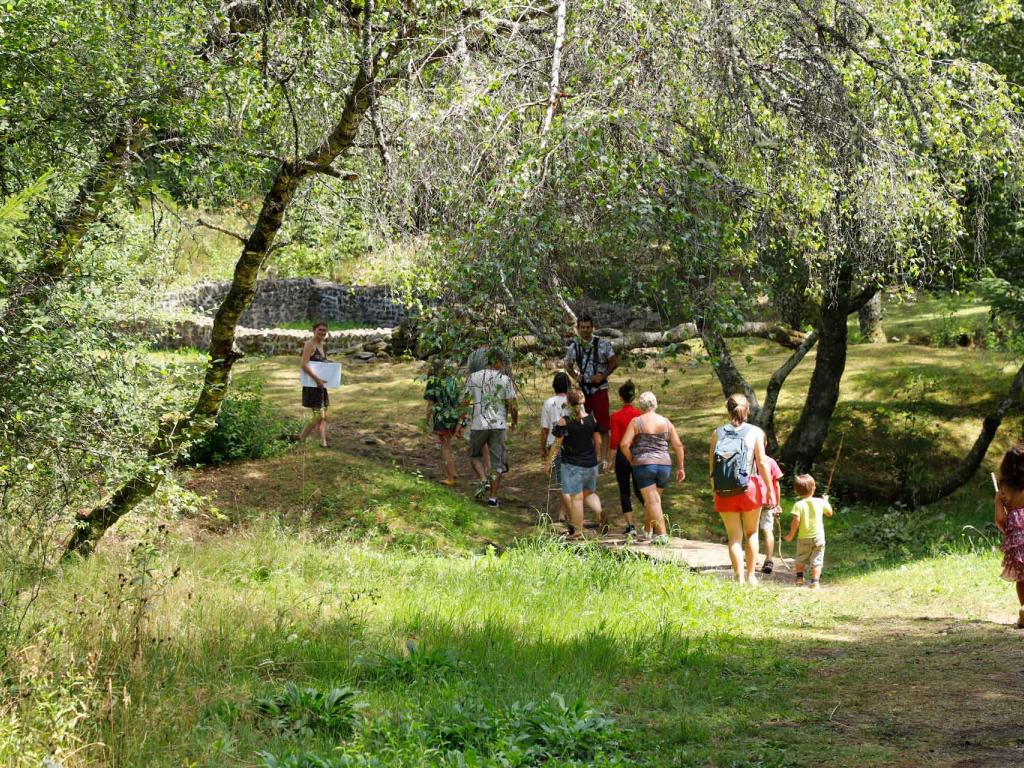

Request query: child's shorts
[
  {"left": 795, "top": 537, "right": 825, "bottom": 568},
  {"left": 758, "top": 506, "right": 779, "bottom": 532}
]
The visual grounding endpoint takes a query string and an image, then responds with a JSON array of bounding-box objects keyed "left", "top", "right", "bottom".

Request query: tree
[{"left": 63, "top": 0, "right": 535, "bottom": 556}]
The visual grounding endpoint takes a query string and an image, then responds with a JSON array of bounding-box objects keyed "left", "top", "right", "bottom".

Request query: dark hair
[
  {"left": 619, "top": 379, "right": 636, "bottom": 403},
  {"left": 577, "top": 314, "right": 594, "bottom": 327},
  {"left": 312, "top": 320, "right": 329, "bottom": 331},
  {"left": 486, "top": 347, "right": 507, "bottom": 366},
  {"left": 552, "top": 371, "right": 570, "bottom": 394},
  {"left": 794, "top": 474, "right": 816, "bottom": 496},
  {"left": 726, "top": 393, "right": 750, "bottom": 425},
  {"left": 999, "top": 443, "right": 1024, "bottom": 492}
]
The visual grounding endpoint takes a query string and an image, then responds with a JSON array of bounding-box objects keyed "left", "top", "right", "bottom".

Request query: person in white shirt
[
  {"left": 463, "top": 349, "right": 518, "bottom": 507},
  {"left": 540, "top": 371, "right": 571, "bottom": 524}
]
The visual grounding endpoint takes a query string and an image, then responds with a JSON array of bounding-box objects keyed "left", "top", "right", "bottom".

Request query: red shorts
[
  {"left": 585, "top": 389, "right": 611, "bottom": 432},
  {"left": 714, "top": 476, "right": 767, "bottom": 513}
]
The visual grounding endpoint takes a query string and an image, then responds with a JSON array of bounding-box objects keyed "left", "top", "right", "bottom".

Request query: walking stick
[{"left": 824, "top": 432, "right": 846, "bottom": 498}]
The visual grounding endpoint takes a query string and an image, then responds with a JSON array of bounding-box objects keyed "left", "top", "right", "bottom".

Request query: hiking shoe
[
  {"left": 761, "top": 559, "right": 774, "bottom": 575},
  {"left": 624, "top": 525, "right": 637, "bottom": 536},
  {"left": 486, "top": 498, "right": 499, "bottom": 507}
]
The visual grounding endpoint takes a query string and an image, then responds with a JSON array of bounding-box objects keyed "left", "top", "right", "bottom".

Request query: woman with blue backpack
[{"left": 709, "top": 393, "right": 777, "bottom": 585}]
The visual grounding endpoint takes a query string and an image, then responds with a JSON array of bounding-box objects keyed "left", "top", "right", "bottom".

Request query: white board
[{"left": 300, "top": 361, "right": 342, "bottom": 389}]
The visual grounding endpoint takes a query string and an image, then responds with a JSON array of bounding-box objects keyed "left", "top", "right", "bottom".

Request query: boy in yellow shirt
[{"left": 784, "top": 473, "right": 833, "bottom": 589}]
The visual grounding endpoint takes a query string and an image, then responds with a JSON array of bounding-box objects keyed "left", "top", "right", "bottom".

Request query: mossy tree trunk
[
  {"left": 858, "top": 291, "right": 887, "bottom": 343},
  {"left": 63, "top": 66, "right": 373, "bottom": 558}
]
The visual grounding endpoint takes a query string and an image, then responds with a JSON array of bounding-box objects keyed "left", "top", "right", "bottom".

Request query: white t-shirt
[
  {"left": 465, "top": 369, "right": 517, "bottom": 430},
  {"left": 540, "top": 394, "right": 568, "bottom": 447}
]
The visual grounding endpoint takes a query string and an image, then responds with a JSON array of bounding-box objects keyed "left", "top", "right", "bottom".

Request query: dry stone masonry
[{"left": 165, "top": 278, "right": 410, "bottom": 329}]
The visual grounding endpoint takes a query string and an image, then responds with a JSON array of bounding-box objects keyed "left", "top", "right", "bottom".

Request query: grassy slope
[{"left": 9, "top": 319, "right": 1024, "bottom": 768}]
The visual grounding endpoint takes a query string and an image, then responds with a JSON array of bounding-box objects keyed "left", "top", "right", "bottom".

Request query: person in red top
[{"left": 605, "top": 380, "right": 644, "bottom": 535}]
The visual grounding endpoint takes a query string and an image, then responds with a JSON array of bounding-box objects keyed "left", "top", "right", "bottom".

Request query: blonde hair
[
  {"left": 637, "top": 391, "right": 658, "bottom": 412},
  {"left": 566, "top": 387, "right": 585, "bottom": 420},
  {"left": 726, "top": 393, "right": 749, "bottom": 425},
  {"left": 794, "top": 474, "right": 816, "bottom": 497}
]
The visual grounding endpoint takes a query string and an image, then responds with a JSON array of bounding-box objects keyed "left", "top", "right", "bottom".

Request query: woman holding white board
[{"left": 299, "top": 321, "right": 331, "bottom": 447}]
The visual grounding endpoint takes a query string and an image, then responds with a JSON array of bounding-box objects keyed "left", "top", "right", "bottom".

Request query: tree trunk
[
  {"left": 64, "top": 64, "right": 374, "bottom": 559},
  {"left": 2, "top": 124, "right": 145, "bottom": 324},
  {"left": 780, "top": 269, "right": 853, "bottom": 473},
  {"left": 758, "top": 329, "right": 819, "bottom": 454},
  {"left": 858, "top": 291, "right": 886, "bottom": 343},
  {"left": 896, "top": 360, "right": 1024, "bottom": 507}
]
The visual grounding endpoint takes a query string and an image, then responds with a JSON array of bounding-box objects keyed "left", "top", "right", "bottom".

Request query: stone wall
[
  {"left": 165, "top": 278, "right": 410, "bottom": 329},
  {"left": 141, "top": 316, "right": 395, "bottom": 358},
  {"left": 165, "top": 279, "right": 669, "bottom": 332},
  {"left": 569, "top": 300, "right": 663, "bottom": 332}
]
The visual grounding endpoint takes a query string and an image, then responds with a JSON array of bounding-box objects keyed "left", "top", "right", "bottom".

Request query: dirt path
[{"left": 804, "top": 614, "right": 1024, "bottom": 767}]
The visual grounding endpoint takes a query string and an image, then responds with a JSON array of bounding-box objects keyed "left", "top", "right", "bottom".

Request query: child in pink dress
[{"left": 994, "top": 443, "right": 1024, "bottom": 629}]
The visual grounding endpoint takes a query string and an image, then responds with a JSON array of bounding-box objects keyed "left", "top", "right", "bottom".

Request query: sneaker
[
  {"left": 761, "top": 559, "right": 774, "bottom": 575},
  {"left": 652, "top": 534, "right": 670, "bottom": 546},
  {"left": 747, "top": 574, "right": 759, "bottom": 588},
  {"left": 486, "top": 498, "right": 499, "bottom": 507},
  {"left": 808, "top": 580, "right": 820, "bottom": 590},
  {"left": 565, "top": 524, "right": 577, "bottom": 537},
  {"left": 795, "top": 575, "right": 805, "bottom": 586},
  {"left": 624, "top": 525, "right": 637, "bottom": 536}
]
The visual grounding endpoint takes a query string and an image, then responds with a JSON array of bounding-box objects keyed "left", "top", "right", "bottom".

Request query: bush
[
  {"left": 254, "top": 683, "right": 362, "bottom": 739},
  {"left": 183, "top": 376, "right": 297, "bottom": 466}
]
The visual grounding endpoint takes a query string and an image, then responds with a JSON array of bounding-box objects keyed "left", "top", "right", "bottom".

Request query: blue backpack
[{"left": 713, "top": 424, "right": 753, "bottom": 496}]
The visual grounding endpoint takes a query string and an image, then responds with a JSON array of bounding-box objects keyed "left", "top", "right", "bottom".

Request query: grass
[
  {"left": 6, "top": 323, "right": 1024, "bottom": 767},
  {"left": 852, "top": 292, "right": 992, "bottom": 345}
]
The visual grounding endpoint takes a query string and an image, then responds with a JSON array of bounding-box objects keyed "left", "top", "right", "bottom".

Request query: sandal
[{"left": 761, "top": 559, "right": 774, "bottom": 575}]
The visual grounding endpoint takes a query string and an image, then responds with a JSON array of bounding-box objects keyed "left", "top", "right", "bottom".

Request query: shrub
[
  {"left": 183, "top": 376, "right": 297, "bottom": 466},
  {"left": 254, "top": 683, "right": 362, "bottom": 739}
]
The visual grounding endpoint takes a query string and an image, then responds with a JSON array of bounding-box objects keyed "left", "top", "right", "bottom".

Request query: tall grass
[{"left": 6, "top": 529, "right": 861, "bottom": 767}]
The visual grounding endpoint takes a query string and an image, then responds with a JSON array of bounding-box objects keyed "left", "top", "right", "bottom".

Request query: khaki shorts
[{"left": 795, "top": 537, "right": 825, "bottom": 568}]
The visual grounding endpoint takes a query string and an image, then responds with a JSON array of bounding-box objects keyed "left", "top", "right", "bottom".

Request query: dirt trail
[{"left": 807, "top": 615, "right": 1024, "bottom": 767}]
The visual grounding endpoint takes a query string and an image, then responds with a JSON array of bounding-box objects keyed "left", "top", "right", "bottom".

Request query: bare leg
[
  {"left": 317, "top": 414, "right": 328, "bottom": 447},
  {"left": 762, "top": 521, "right": 775, "bottom": 561},
  {"left": 471, "top": 458, "right": 487, "bottom": 481},
  {"left": 740, "top": 509, "right": 760, "bottom": 582},
  {"left": 641, "top": 485, "right": 667, "bottom": 536},
  {"left": 719, "top": 512, "right": 745, "bottom": 583},
  {"left": 298, "top": 412, "right": 319, "bottom": 441},
  {"left": 810, "top": 565, "right": 822, "bottom": 582},
  {"left": 482, "top": 443, "right": 491, "bottom": 476},
  {"left": 1016, "top": 581, "right": 1023, "bottom": 606},
  {"left": 568, "top": 492, "right": 585, "bottom": 534},
  {"left": 583, "top": 490, "right": 604, "bottom": 529},
  {"left": 488, "top": 470, "right": 503, "bottom": 499},
  {"left": 438, "top": 433, "right": 456, "bottom": 482}
]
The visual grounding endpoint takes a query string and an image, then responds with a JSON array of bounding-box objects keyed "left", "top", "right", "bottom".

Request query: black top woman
[{"left": 299, "top": 321, "right": 331, "bottom": 447}]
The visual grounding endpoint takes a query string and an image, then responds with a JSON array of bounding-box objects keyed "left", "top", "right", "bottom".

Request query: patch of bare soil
[{"left": 814, "top": 616, "right": 1024, "bottom": 767}]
